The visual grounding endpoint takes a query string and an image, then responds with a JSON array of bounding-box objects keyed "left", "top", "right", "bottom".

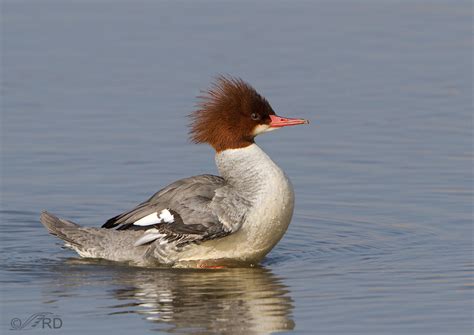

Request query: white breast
[{"left": 177, "top": 144, "right": 295, "bottom": 264}]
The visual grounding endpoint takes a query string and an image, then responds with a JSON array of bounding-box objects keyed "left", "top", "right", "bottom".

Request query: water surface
[{"left": 1, "top": 1, "right": 472, "bottom": 334}]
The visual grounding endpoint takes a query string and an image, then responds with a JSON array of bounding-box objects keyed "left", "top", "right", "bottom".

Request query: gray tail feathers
[
  {"left": 40, "top": 211, "right": 140, "bottom": 262},
  {"left": 40, "top": 211, "right": 85, "bottom": 248}
]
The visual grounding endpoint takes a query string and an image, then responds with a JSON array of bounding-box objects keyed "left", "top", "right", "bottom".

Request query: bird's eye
[{"left": 251, "top": 113, "right": 261, "bottom": 121}]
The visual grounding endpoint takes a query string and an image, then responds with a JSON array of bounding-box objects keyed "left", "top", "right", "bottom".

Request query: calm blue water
[{"left": 1, "top": 1, "right": 472, "bottom": 334}]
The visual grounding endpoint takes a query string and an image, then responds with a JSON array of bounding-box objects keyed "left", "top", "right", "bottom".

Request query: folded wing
[{"left": 102, "top": 174, "right": 240, "bottom": 247}]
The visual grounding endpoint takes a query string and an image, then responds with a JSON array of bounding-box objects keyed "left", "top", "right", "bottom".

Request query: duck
[{"left": 40, "top": 76, "right": 309, "bottom": 268}]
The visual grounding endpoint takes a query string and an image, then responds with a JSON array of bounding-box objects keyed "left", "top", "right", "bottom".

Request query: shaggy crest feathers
[{"left": 188, "top": 76, "right": 274, "bottom": 152}]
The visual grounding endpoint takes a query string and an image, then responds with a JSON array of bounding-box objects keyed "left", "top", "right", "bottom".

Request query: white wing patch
[
  {"left": 133, "top": 209, "right": 175, "bottom": 247},
  {"left": 158, "top": 209, "right": 174, "bottom": 223},
  {"left": 134, "top": 212, "right": 160, "bottom": 226},
  {"left": 134, "top": 229, "right": 166, "bottom": 247},
  {"left": 133, "top": 209, "right": 175, "bottom": 227}
]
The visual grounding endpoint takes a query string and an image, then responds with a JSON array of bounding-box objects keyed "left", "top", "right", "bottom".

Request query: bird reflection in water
[{"left": 50, "top": 259, "right": 295, "bottom": 334}]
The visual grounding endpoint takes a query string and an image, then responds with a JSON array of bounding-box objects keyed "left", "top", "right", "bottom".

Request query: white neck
[{"left": 215, "top": 144, "right": 280, "bottom": 198}]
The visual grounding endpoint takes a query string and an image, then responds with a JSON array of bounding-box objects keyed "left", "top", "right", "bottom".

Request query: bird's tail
[
  {"left": 40, "top": 211, "right": 84, "bottom": 248},
  {"left": 40, "top": 211, "right": 111, "bottom": 257},
  {"left": 40, "top": 211, "right": 143, "bottom": 262}
]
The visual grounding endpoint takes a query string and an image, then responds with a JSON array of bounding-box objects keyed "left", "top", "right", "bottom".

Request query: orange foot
[{"left": 198, "top": 263, "right": 226, "bottom": 269}]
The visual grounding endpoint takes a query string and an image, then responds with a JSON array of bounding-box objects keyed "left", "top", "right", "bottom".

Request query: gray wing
[{"left": 102, "top": 174, "right": 237, "bottom": 246}]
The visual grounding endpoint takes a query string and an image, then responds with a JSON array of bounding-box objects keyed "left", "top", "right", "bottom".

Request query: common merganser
[{"left": 40, "top": 76, "right": 309, "bottom": 268}]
